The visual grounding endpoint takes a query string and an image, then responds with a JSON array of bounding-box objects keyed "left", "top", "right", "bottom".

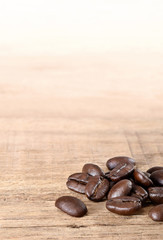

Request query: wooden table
[{"left": 0, "top": 53, "right": 163, "bottom": 239}]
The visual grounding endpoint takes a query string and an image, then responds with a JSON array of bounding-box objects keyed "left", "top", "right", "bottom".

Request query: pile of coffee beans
[{"left": 55, "top": 156, "right": 163, "bottom": 221}]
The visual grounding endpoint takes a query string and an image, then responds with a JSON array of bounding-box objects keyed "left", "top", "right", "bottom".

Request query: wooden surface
[{"left": 0, "top": 53, "right": 163, "bottom": 239}]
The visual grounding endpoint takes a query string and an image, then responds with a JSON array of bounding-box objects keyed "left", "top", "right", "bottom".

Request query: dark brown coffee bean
[
  {"left": 107, "top": 179, "right": 133, "bottom": 199},
  {"left": 85, "top": 176, "right": 109, "bottom": 201},
  {"left": 67, "top": 172, "right": 90, "bottom": 184},
  {"left": 55, "top": 196, "right": 87, "bottom": 217},
  {"left": 106, "top": 163, "right": 134, "bottom": 182},
  {"left": 104, "top": 171, "right": 110, "bottom": 180},
  {"left": 104, "top": 174, "right": 116, "bottom": 190},
  {"left": 148, "top": 187, "right": 163, "bottom": 204},
  {"left": 67, "top": 180, "right": 86, "bottom": 194},
  {"left": 147, "top": 166, "right": 163, "bottom": 174},
  {"left": 148, "top": 204, "right": 163, "bottom": 221},
  {"left": 82, "top": 163, "right": 104, "bottom": 177},
  {"left": 133, "top": 169, "right": 153, "bottom": 187},
  {"left": 106, "top": 196, "right": 142, "bottom": 215},
  {"left": 131, "top": 184, "right": 148, "bottom": 203},
  {"left": 150, "top": 170, "right": 163, "bottom": 186},
  {"left": 143, "top": 172, "right": 151, "bottom": 178},
  {"left": 106, "top": 156, "right": 135, "bottom": 170},
  {"left": 66, "top": 173, "right": 91, "bottom": 194},
  {"left": 109, "top": 180, "right": 116, "bottom": 190}
]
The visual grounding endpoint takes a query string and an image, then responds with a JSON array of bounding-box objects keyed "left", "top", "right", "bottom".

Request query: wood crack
[{"left": 1, "top": 223, "right": 162, "bottom": 229}]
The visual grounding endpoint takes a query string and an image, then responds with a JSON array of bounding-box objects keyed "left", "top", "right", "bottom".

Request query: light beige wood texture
[{"left": 0, "top": 53, "right": 163, "bottom": 239}]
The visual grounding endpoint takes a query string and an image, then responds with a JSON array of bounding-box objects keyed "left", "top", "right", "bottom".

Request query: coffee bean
[
  {"left": 104, "top": 171, "right": 110, "bottom": 179},
  {"left": 67, "top": 180, "right": 86, "bottom": 194},
  {"left": 85, "top": 176, "right": 109, "bottom": 201},
  {"left": 150, "top": 170, "right": 163, "bottom": 186},
  {"left": 106, "top": 163, "right": 134, "bottom": 182},
  {"left": 82, "top": 163, "right": 104, "bottom": 177},
  {"left": 143, "top": 172, "right": 151, "bottom": 178},
  {"left": 133, "top": 169, "right": 153, "bottom": 187},
  {"left": 106, "top": 156, "right": 135, "bottom": 170},
  {"left": 107, "top": 179, "right": 133, "bottom": 199},
  {"left": 106, "top": 196, "right": 142, "bottom": 215},
  {"left": 66, "top": 173, "right": 91, "bottom": 194},
  {"left": 148, "top": 187, "right": 163, "bottom": 204},
  {"left": 105, "top": 173, "right": 116, "bottom": 189},
  {"left": 147, "top": 166, "right": 163, "bottom": 174},
  {"left": 56, "top": 158, "right": 163, "bottom": 222},
  {"left": 131, "top": 184, "right": 148, "bottom": 203},
  {"left": 109, "top": 180, "right": 116, "bottom": 190},
  {"left": 148, "top": 204, "right": 163, "bottom": 221},
  {"left": 55, "top": 196, "right": 87, "bottom": 217}
]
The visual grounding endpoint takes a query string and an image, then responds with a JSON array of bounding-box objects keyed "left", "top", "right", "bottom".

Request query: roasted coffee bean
[
  {"left": 105, "top": 174, "right": 115, "bottom": 190},
  {"left": 82, "top": 163, "right": 104, "bottom": 177},
  {"left": 107, "top": 179, "right": 132, "bottom": 199},
  {"left": 143, "top": 172, "right": 151, "bottom": 178},
  {"left": 148, "top": 187, "right": 163, "bottom": 204},
  {"left": 67, "top": 180, "right": 85, "bottom": 194},
  {"left": 147, "top": 166, "right": 163, "bottom": 174},
  {"left": 150, "top": 170, "right": 163, "bottom": 186},
  {"left": 148, "top": 204, "right": 163, "bottom": 221},
  {"left": 55, "top": 196, "right": 87, "bottom": 217},
  {"left": 106, "top": 156, "right": 135, "bottom": 170},
  {"left": 109, "top": 180, "right": 116, "bottom": 190},
  {"left": 106, "top": 196, "right": 142, "bottom": 215},
  {"left": 56, "top": 159, "right": 163, "bottom": 221},
  {"left": 104, "top": 171, "right": 110, "bottom": 180},
  {"left": 66, "top": 173, "right": 91, "bottom": 194},
  {"left": 106, "top": 163, "right": 134, "bottom": 182},
  {"left": 131, "top": 184, "right": 148, "bottom": 203},
  {"left": 133, "top": 169, "right": 153, "bottom": 187},
  {"left": 85, "top": 176, "right": 109, "bottom": 201}
]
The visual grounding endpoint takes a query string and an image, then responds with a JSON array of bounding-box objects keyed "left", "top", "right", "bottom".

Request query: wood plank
[{"left": 0, "top": 54, "right": 163, "bottom": 239}]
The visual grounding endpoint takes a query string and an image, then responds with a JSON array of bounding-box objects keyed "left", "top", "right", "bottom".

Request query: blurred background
[
  {"left": 0, "top": 0, "right": 163, "bottom": 56},
  {"left": 0, "top": 0, "right": 163, "bottom": 119}
]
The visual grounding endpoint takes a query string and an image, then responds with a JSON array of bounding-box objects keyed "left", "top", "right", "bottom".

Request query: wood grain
[{"left": 0, "top": 53, "right": 163, "bottom": 239}]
